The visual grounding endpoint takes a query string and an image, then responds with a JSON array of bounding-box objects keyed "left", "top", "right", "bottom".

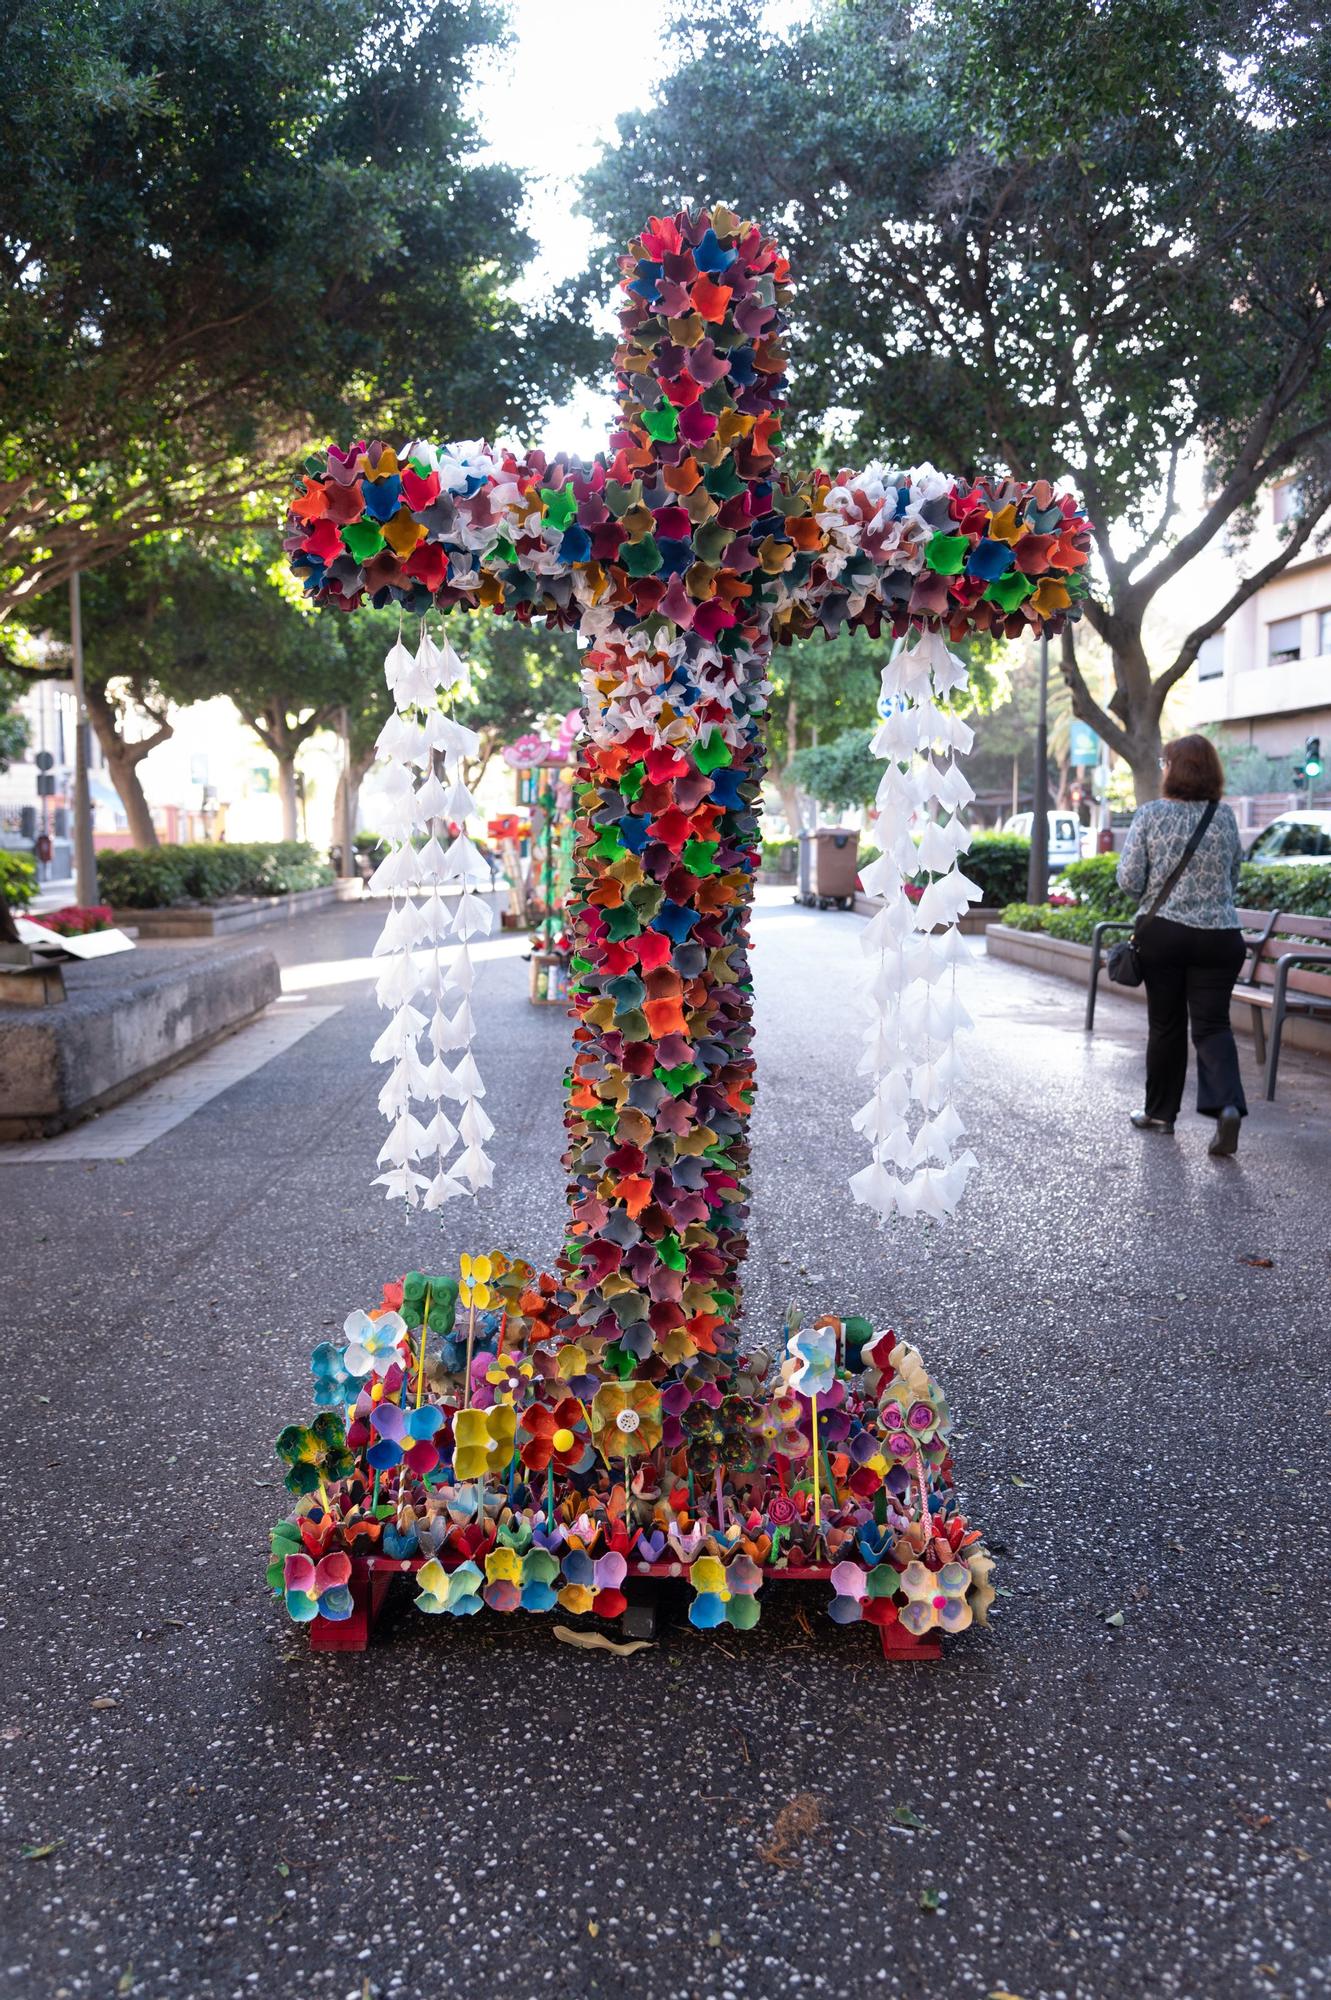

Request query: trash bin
[{"left": 796, "top": 828, "right": 860, "bottom": 909}]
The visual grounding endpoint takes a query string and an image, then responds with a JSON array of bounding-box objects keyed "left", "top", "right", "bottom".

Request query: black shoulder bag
[{"left": 1106, "top": 799, "right": 1218, "bottom": 987}]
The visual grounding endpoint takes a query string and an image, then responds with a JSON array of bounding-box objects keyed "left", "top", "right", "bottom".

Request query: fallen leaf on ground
[
  {"left": 553, "top": 1625, "right": 653, "bottom": 1656},
  {"left": 989, "top": 1990, "right": 1026, "bottom": 1999},
  {"left": 20, "top": 1841, "right": 63, "bottom": 1860},
  {"left": 1104, "top": 1610, "right": 1124, "bottom": 1628},
  {"left": 759, "top": 1793, "right": 822, "bottom": 1868},
  {"left": 707, "top": 1929, "right": 723, "bottom": 1948},
  {"left": 919, "top": 1887, "right": 942, "bottom": 1913},
  {"left": 893, "top": 1803, "right": 928, "bottom": 1830},
  {"left": 587, "top": 1920, "right": 599, "bottom": 1937},
  {"left": 1238, "top": 1256, "right": 1273, "bottom": 1268},
  {"left": 90, "top": 1696, "right": 119, "bottom": 1710},
  {"left": 117, "top": 1971, "right": 134, "bottom": 1995},
  {"left": 275, "top": 1860, "right": 290, "bottom": 1877}
]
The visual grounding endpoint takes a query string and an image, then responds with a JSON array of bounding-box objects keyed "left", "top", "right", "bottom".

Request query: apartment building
[{"left": 1193, "top": 478, "right": 1331, "bottom": 758}]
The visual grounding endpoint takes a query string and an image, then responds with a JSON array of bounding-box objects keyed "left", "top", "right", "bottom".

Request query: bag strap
[{"left": 1138, "top": 799, "right": 1219, "bottom": 928}]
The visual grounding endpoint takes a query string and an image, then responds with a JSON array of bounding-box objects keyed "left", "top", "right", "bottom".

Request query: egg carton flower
[
  {"left": 485, "top": 1350, "right": 535, "bottom": 1404},
  {"left": 880, "top": 1382, "right": 947, "bottom": 1450},
  {"left": 963, "top": 1549, "right": 996, "bottom": 1626},
  {"left": 558, "top": 1549, "right": 628, "bottom": 1618},
  {"left": 275, "top": 1411, "right": 355, "bottom": 1497},
  {"left": 311, "top": 1340, "right": 354, "bottom": 1409},
  {"left": 458, "top": 1252, "right": 493, "bottom": 1310},
  {"left": 452, "top": 1405, "right": 516, "bottom": 1481},
  {"left": 343, "top": 1309, "right": 408, "bottom": 1380},
  {"left": 898, "top": 1559, "right": 973, "bottom": 1637},
  {"left": 282, "top": 1551, "right": 354, "bottom": 1624},
  {"left": 784, "top": 1323, "right": 837, "bottom": 1399},
  {"left": 518, "top": 1398, "right": 593, "bottom": 1475},
  {"left": 414, "top": 1557, "right": 483, "bottom": 1616},
  {"left": 367, "top": 1402, "right": 446, "bottom": 1478},
  {"left": 590, "top": 1381, "right": 662, "bottom": 1459}
]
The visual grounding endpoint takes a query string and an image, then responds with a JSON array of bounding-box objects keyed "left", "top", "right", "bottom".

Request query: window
[
  {"left": 1273, "top": 480, "right": 1303, "bottom": 524},
  {"left": 1282, "top": 819, "right": 1331, "bottom": 857},
  {"left": 1318, "top": 609, "right": 1331, "bottom": 657},
  {"left": 1268, "top": 616, "right": 1302, "bottom": 664},
  {"left": 1196, "top": 632, "right": 1225, "bottom": 681}
]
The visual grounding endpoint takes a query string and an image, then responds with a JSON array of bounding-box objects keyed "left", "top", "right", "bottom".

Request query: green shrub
[
  {"left": 98, "top": 841, "right": 333, "bottom": 908},
  {"left": 998, "top": 901, "right": 1048, "bottom": 931},
  {"left": 1238, "top": 861, "right": 1331, "bottom": 918},
  {"left": 760, "top": 839, "right": 798, "bottom": 875},
  {"left": 999, "top": 900, "right": 1099, "bottom": 944},
  {"left": 964, "top": 831, "right": 1031, "bottom": 907},
  {"left": 1061, "top": 852, "right": 1135, "bottom": 919},
  {"left": 0, "top": 849, "right": 37, "bottom": 909}
]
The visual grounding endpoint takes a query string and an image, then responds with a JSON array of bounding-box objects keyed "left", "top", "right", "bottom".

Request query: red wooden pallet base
[{"left": 306, "top": 1555, "right": 941, "bottom": 1661}]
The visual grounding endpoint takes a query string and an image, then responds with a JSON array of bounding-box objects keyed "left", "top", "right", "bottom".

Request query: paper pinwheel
[
  {"left": 484, "top": 1351, "right": 535, "bottom": 1404},
  {"left": 343, "top": 1309, "right": 407, "bottom": 1379},
  {"left": 366, "top": 1401, "right": 445, "bottom": 1477},
  {"left": 415, "top": 1558, "right": 483, "bottom": 1616},
  {"left": 275, "top": 1411, "right": 355, "bottom": 1496},
  {"left": 452, "top": 1405, "right": 516, "bottom": 1481},
  {"left": 589, "top": 1381, "right": 662, "bottom": 1460},
  {"left": 283, "top": 1551, "right": 353, "bottom": 1623},
  {"left": 459, "top": 1253, "right": 493, "bottom": 1310},
  {"left": 898, "top": 1560, "right": 973, "bottom": 1637}
]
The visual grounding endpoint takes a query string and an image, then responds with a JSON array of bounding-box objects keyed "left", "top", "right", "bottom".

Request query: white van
[{"left": 1003, "top": 810, "right": 1084, "bottom": 873}]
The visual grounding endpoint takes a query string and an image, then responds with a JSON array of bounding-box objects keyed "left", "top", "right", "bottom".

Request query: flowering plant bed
[
  {"left": 267, "top": 1265, "right": 994, "bottom": 1662},
  {"left": 29, "top": 904, "right": 114, "bottom": 936}
]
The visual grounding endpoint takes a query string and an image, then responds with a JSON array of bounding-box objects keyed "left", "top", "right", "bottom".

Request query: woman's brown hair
[{"left": 1162, "top": 733, "right": 1225, "bottom": 802}]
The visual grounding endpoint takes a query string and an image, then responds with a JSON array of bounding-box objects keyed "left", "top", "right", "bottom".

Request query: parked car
[
  {"left": 1245, "top": 810, "right": 1331, "bottom": 861},
  {"left": 1002, "top": 809, "right": 1084, "bottom": 873}
]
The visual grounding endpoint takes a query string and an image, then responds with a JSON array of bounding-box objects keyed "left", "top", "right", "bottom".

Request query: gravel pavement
[{"left": 3, "top": 889, "right": 1328, "bottom": 2000}]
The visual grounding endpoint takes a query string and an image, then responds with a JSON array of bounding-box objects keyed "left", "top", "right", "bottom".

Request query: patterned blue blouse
[{"left": 1116, "top": 798, "right": 1243, "bottom": 929}]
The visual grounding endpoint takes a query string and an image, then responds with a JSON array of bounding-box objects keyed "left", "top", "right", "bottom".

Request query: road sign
[
  {"left": 1069, "top": 721, "right": 1101, "bottom": 765},
  {"left": 34, "top": 749, "right": 54, "bottom": 771},
  {"left": 36, "top": 773, "right": 56, "bottom": 796}
]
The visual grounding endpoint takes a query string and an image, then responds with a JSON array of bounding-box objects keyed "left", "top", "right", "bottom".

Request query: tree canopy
[
  {"left": 0, "top": 0, "right": 588, "bottom": 619},
  {"left": 580, "top": 0, "right": 1331, "bottom": 798}
]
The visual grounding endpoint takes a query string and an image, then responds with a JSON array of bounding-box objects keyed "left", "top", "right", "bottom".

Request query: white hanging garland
[
  {"left": 850, "top": 628, "right": 981, "bottom": 1222},
  {"left": 365, "top": 625, "right": 495, "bottom": 1209}
]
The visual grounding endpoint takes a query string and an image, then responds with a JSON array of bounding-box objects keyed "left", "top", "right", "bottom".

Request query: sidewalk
[{"left": 1, "top": 890, "right": 1327, "bottom": 2000}]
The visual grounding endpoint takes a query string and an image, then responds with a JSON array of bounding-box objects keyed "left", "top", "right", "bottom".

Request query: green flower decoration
[{"left": 275, "top": 1410, "right": 355, "bottom": 1496}]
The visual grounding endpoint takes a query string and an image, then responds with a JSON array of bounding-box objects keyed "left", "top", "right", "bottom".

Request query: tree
[
  {"left": 0, "top": 668, "right": 27, "bottom": 773},
  {"left": 788, "top": 730, "right": 883, "bottom": 814},
  {"left": 579, "top": 0, "right": 1331, "bottom": 802},
  {"left": 0, "top": 0, "right": 589, "bottom": 622}
]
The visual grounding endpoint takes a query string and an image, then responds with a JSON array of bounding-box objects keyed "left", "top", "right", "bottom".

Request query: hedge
[
  {"left": 962, "top": 832, "right": 1032, "bottom": 908},
  {"left": 1002, "top": 860, "right": 1331, "bottom": 940},
  {"left": 0, "top": 849, "right": 37, "bottom": 909},
  {"left": 97, "top": 841, "right": 334, "bottom": 909}
]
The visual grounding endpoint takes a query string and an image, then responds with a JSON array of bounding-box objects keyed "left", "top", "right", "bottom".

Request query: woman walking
[{"left": 1116, "top": 734, "right": 1247, "bottom": 1155}]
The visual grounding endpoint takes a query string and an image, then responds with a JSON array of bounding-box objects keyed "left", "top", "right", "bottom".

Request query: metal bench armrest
[{"left": 1085, "top": 920, "right": 1134, "bottom": 1032}]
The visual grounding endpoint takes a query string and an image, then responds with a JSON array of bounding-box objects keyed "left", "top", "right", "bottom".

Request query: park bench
[{"left": 1085, "top": 907, "right": 1331, "bottom": 1098}]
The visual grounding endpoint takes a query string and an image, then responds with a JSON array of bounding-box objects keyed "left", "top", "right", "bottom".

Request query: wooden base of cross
[{"left": 305, "top": 1555, "right": 941, "bottom": 1661}]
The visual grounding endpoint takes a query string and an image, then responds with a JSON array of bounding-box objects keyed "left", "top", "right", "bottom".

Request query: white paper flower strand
[
  {"left": 367, "top": 622, "right": 495, "bottom": 1209},
  {"left": 850, "top": 628, "right": 980, "bottom": 1223}
]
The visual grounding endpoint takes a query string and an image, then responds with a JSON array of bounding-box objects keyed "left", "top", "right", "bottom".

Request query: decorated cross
[{"left": 283, "top": 202, "right": 1089, "bottom": 1388}]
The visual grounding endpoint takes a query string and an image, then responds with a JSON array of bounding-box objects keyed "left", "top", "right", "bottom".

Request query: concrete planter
[
  {"left": 0, "top": 939, "right": 281, "bottom": 1138},
  {"left": 111, "top": 882, "right": 337, "bottom": 938},
  {"left": 847, "top": 896, "right": 1003, "bottom": 934},
  {"left": 985, "top": 922, "right": 1331, "bottom": 1059}
]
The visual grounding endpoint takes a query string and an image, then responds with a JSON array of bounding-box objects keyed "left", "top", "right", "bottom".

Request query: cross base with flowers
[{"left": 267, "top": 1264, "right": 994, "bottom": 1660}]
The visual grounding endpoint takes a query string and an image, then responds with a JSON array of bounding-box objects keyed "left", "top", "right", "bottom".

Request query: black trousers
[{"left": 1136, "top": 917, "right": 1247, "bottom": 1123}]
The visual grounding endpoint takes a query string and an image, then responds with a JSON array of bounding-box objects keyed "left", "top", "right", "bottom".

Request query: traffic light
[{"left": 1306, "top": 736, "right": 1324, "bottom": 780}]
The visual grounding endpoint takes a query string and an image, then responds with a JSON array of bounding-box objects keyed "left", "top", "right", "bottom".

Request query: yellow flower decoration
[
  {"left": 555, "top": 1344, "right": 591, "bottom": 1381},
  {"left": 898, "top": 1560, "right": 973, "bottom": 1638},
  {"left": 484, "top": 1546, "right": 522, "bottom": 1587},
  {"left": 485, "top": 1352, "right": 534, "bottom": 1404},
  {"left": 690, "top": 1555, "right": 730, "bottom": 1600},
  {"left": 459, "top": 1253, "right": 493, "bottom": 1310},
  {"left": 589, "top": 1381, "right": 662, "bottom": 1460},
  {"left": 452, "top": 1405, "right": 516, "bottom": 1481}
]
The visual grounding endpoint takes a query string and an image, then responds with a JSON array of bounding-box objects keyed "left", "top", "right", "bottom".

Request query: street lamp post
[
  {"left": 1026, "top": 632, "right": 1050, "bottom": 905},
  {"left": 68, "top": 572, "right": 100, "bottom": 908}
]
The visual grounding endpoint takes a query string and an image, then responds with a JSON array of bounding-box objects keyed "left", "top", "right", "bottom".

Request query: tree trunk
[
  {"left": 84, "top": 679, "right": 167, "bottom": 848},
  {"left": 276, "top": 755, "right": 299, "bottom": 841},
  {"left": 332, "top": 747, "right": 375, "bottom": 869},
  {"left": 776, "top": 688, "right": 804, "bottom": 837}
]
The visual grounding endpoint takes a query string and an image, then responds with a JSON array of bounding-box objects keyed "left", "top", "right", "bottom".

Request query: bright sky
[{"left": 471, "top": 0, "right": 675, "bottom": 458}]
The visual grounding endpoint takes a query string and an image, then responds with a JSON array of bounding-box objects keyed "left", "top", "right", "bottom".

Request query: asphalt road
[{"left": 3, "top": 890, "right": 1328, "bottom": 2000}]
